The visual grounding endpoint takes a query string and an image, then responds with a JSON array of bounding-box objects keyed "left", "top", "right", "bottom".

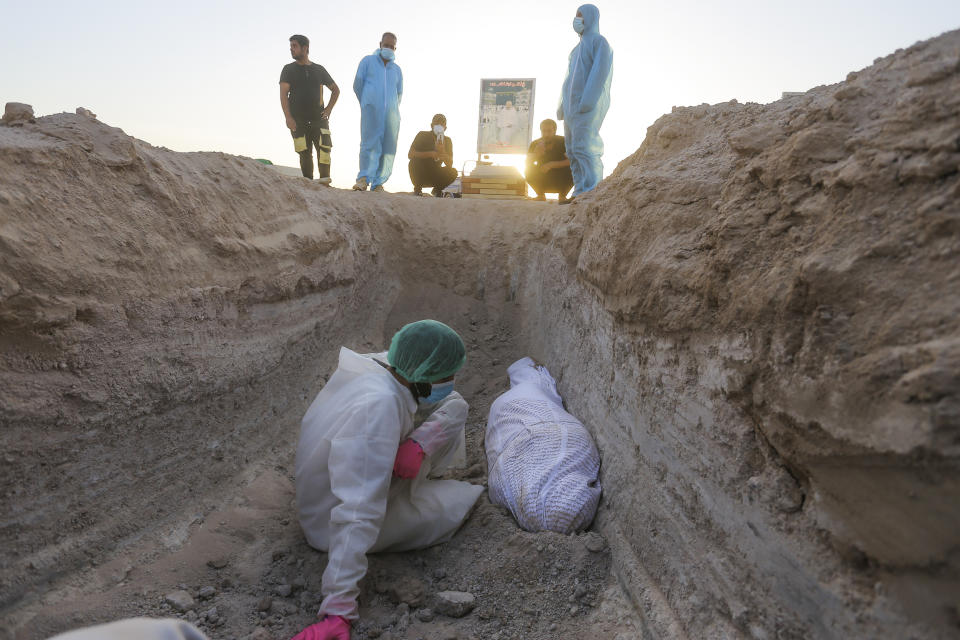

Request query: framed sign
[{"left": 477, "top": 78, "right": 536, "bottom": 155}]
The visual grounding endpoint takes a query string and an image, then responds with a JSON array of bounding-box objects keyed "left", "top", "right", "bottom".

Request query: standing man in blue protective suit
[
  {"left": 558, "top": 4, "right": 613, "bottom": 201},
  {"left": 353, "top": 32, "right": 403, "bottom": 192}
]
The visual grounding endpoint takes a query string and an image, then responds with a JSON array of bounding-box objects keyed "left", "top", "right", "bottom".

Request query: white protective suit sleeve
[
  {"left": 318, "top": 398, "right": 407, "bottom": 620},
  {"left": 48, "top": 618, "right": 208, "bottom": 640},
  {"left": 408, "top": 391, "right": 468, "bottom": 457}
]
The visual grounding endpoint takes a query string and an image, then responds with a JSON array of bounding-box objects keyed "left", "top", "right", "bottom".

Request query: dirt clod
[
  {"left": 379, "top": 576, "right": 426, "bottom": 607},
  {"left": 2, "top": 101, "right": 33, "bottom": 125},
  {"left": 582, "top": 532, "right": 606, "bottom": 553},
  {"left": 163, "top": 590, "right": 195, "bottom": 613},
  {"left": 433, "top": 591, "right": 476, "bottom": 618}
]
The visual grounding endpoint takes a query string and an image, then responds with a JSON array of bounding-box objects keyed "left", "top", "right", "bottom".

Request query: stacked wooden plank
[{"left": 461, "top": 166, "right": 527, "bottom": 199}]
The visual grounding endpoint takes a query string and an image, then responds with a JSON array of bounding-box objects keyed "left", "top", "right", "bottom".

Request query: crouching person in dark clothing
[
  {"left": 526, "top": 118, "right": 573, "bottom": 203},
  {"left": 408, "top": 114, "right": 457, "bottom": 197}
]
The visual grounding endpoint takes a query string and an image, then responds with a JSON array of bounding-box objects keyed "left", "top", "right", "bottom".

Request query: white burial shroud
[{"left": 485, "top": 357, "right": 602, "bottom": 534}]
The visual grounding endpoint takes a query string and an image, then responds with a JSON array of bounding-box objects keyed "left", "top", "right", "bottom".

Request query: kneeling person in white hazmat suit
[
  {"left": 292, "top": 320, "right": 483, "bottom": 640},
  {"left": 485, "top": 357, "right": 602, "bottom": 534}
]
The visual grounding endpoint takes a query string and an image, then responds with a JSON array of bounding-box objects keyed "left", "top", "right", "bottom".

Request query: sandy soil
[
  {"left": 0, "top": 115, "right": 641, "bottom": 639},
  {"left": 5, "top": 302, "right": 637, "bottom": 640},
  {"left": 2, "top": 27, "right": 959, "bottom": 640}
]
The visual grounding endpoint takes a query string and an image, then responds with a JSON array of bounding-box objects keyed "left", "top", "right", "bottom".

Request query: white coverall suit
[
  {"left": 49, "top": 618, "right": 208, "bottom": 640},
  {"left": 295, "top": 348, "right": 483, "bottom": 621}
]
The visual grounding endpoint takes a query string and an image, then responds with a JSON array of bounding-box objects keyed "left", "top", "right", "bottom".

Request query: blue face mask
[
  {"left": 573, "top": 17, "right": 585, "bottom": 34},
  {"left": 380, "top": 47, "right": 395, "bottom": 62},
  {"left": 420, "top": 380, "right": 454, "bottom": 404}
]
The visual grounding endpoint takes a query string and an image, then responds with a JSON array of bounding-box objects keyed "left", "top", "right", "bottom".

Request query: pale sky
[{"left": 2, "top": 1, "right": 958, "bottom": 191}]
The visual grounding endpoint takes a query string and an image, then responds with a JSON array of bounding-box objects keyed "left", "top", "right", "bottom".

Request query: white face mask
[{"left": 432, "top": 124, "right": 445, "bottom": 136}]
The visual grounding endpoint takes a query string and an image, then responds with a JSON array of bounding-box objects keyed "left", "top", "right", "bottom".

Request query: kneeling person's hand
[
  {"left": 290, "top": 615, "right": 350, "bottom": 640},
  {"left": 393, "top": 439, "right": 426, "bottom": 478}
]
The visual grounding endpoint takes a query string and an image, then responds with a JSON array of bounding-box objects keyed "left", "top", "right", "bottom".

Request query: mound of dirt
[
  {"left": 531, "top": 28, "right": 960, "bottom": 639},
  {"left": 1, "top": 27, "right": 958, "bottom": 640}
]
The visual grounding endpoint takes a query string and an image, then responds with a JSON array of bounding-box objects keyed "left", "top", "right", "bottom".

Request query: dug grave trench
[{"left": 2, "top": 27, "right": 959, "bottom": 640}]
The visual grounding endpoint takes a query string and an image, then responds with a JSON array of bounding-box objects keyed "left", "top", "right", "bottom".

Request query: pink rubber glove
[
  {"left": 289, "top": 615, "right": 350, "bottom": 640},
  {"left": 392, "top": 439, "right": 426, "bottom": 478}
]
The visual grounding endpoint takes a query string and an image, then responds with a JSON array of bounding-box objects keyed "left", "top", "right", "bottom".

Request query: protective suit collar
[
  {"left": 341, "top": 348, "right": 417, "bottom": 414},
  {"left": 374, "top": 49, "right": 396, "bottom": 64},
  {"left": 578, "top": 4, "right": 600, "bottom": 35}
]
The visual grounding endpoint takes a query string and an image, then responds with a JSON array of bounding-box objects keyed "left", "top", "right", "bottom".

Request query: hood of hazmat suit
[
  {"left": 296, "top": 348, "right": 482, "bottom": 621},
  {"left": 558, "top": 3, "right": 613, "bottom": 196},
  {"left": 354, "top": 51, "right": 403, "bottom": 188},
  {"left": 485, "top": 357, "right": 602, "bottom": 534}
]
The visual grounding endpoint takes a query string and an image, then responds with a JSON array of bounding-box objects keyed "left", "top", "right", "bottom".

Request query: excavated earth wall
[
  {"left": 1, "top": 29, "right": 959, "bottom": 640},
  {"left": 523, "top": 31, "right": 960, "bottom": 639}
]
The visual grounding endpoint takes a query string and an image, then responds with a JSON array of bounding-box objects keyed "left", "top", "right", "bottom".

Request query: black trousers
[
  {"left": 292, "top": 117, "right": 332, "bottom": 180},
  {"left": 526, "top": 164, "right": 573, "bottom": 197},
  {"left": 409, "top": 160, "right": 458, "bottom": 190}
]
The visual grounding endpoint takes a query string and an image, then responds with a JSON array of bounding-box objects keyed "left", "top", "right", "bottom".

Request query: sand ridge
[{"left": 2, "top": 27, "right": 959, "bottom": 640}]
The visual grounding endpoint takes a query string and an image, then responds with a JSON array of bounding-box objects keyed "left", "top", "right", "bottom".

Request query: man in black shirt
[
  {"left": 525, "top": 119, "right": 573, "bottom": 203},
  {"left": 280, "top": 34, "right": 340, "bottom": 183},
  {"left": 407, "top": 114, "right": 457, "bottom": 197}
]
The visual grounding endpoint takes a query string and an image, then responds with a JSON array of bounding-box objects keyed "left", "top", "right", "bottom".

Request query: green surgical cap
[{"left": 387, "top": 319, "right": 466, "bottom": 383}]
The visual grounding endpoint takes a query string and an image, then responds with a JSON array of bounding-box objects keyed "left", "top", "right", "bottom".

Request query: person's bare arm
[
  {"left": 408, "top": 137, "right": 440, "bottom": 160},
  {"left": 409, "top": 150, "right": 440, "bottom": 160},
  {"left": 440, "top": 139, "right": 453, "bottom": 167},
  {"left": 279, "top": 82, "right": 296, "bottom": 131},
  {"left": 543, "top": 157, "right": 571, "bottom": 171},
  {"left": 321, "top": 82, "right": 341, "bottom": 120}
]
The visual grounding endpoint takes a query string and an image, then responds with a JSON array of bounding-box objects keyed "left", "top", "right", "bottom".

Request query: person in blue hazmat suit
[
  {"left": 289, "top": 320, "right": 483, "bottom": 640},
  {"left": 558, "top": 4, "right": 613, "bottom": 200},
  {"left": 353, "top": 32, "right": 403, "bottom": 192}
]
